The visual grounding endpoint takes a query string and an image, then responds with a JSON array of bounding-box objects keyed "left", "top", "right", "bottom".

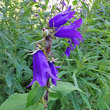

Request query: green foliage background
[{"left": 0, "top": 0, "right": 110, "bottom": 110}]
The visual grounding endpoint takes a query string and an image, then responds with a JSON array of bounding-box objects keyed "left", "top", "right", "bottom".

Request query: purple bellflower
[
  {"left": 27, "top": 50, "right": 60, "bottom": 87},
  {"left": 49, "top": 6, "right": 75, "bottom": 27},
  {"left": 55, "top": 18, "right": 83, "bottom": 57}
]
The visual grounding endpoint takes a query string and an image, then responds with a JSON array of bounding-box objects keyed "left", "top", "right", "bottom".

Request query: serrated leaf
[
  {"left": 0, "top": 93, "right": 47, "bottom": 110},
  {"left": 0, "top": 93, "right": 28, "bottom": 110}
]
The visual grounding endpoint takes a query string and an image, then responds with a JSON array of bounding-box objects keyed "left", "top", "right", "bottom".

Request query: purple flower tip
[
  {"left": 48, "top": 61, "right": 61, "bottom": 86},
  {"left": 55, "top": 66, "right": 61, "bottom": 69}
]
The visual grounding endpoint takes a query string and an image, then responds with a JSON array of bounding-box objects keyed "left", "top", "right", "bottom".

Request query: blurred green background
[{"left": 0, "top": 0, "right": 110, "bottom": 110}]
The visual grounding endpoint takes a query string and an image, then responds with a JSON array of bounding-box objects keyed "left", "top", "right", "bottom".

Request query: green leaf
[
  {"left": 72, "top": 0, "right": 77, "bottom": 6},
  {"left": 0, "top": 93, "right": 47, "bottom": 110},
  {"left": 0, "top": 93, "right": 28, "bottom": 110},
  {"left": 65, "top": 0, "right": 69, "bottom": 3},
  {"left": 80, "top": 78, "right": 101, "bottom": 93},
  {"left": 26, "top": 82, "right": 45, "bottom": 107},
  {"left": 24, "top": 103, "right": 47, "bottom": 110},
  {"left": 100, "top": 5, "right": 105, "bottom": 14},
  {"left": 80, "top": 1, "right": 89, "bottom": 12},
  {"left": 51, "top": 81, "right": 84, "bottom": 97},
  {"left": 77, "top": 46, "right": 83, "bottom": 60},
  {"left": 69, "top": 92, "right": 80, "bottom": 110},
  {"left": 45, "top": 0, "right": 49, "bottom": 6},
  {"left": 80, "top": 92, "right": 92, "bottom": 110}
]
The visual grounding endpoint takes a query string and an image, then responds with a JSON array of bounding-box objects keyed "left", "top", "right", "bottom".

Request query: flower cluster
[
  {"left": 49, "top": 6, "right": 83, "bottom": 58},
  {"left": 28, "top": 5, "right": 83, "bottom": 88}
]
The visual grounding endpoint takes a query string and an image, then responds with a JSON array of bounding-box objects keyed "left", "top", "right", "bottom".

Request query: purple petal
[
  {"left": 64, "top": 41, "right": 74, "bottom": 58},
  {"left": 33, "top": 0, "right": 37, "bottom": 2},
  {"left": 55, "top": 66, "right": 61, "bottom": 69},
  {"left": 71, "top": 30, "right": 83, "bottom": 41},
  {"left": 49, "top": 5, "right": 51, "bottom": 8},
  {"left": 71, "top": 38, "right": 81, "bottom": 48},
  {"left": 27, "top": 79, "right": 35, "bottom": 87},
  {"left": 49, "top": 6, "right": 75, "bottom": 27},
  {"left": 68, "top": 41, "right": 74, "bottom": 51},
  {"left": 66, "top": 6, "right": 71, "bottom": 12},
  {"left": 48, "top": 62, "right": 61, "bottom": 86},
  {"left": 27, "top": 50, "right": 59, "bottom": 87},
  {"left": 65, "top": 47, "right": 71, "bottom": 58},
  {"left": 55, "top": 27, "right": 83, "bottom": 41},
  {"left": 32, "top": 51, "right": 50, "bottom": 86},
  {"left": 72, "top": 18, "right": 82, "bottom": 29}
]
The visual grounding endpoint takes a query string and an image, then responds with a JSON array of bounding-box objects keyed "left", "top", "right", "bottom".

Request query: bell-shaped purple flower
[
  {"left": 49, "top": 6, "right": 75, "bottom": 27},
  {"left": 55, "top": 18, "right": 83, "bottom": 57},
  {"left": 27, "top": 50, "right": 59, "bottom": 87}
]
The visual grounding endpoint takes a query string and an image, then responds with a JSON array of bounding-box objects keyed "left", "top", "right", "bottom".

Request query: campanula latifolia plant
[
  {"left": 1, "top": 0, "right": 110, "bottom": 109},
  {"left": 27, "top": 5, "right": 83, "bottom": 108}
]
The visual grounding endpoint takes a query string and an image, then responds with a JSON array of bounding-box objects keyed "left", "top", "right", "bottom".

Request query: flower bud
[{"left": 42, "top": 28, "right": 49, "bottom": 37}]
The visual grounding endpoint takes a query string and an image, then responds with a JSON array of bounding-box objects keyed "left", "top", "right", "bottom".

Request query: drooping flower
[
  {"left": 48, "top": 61, "right": 60, "bottom": 86},
  {"left": 55, "top": 18, "right": 83, "bottom": 57},
  {"left": 27, "top": 50, "right": 59, "bottom": 87},
  {"left": 49, "top": 6, "right": 75, "bottom": 27}
]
